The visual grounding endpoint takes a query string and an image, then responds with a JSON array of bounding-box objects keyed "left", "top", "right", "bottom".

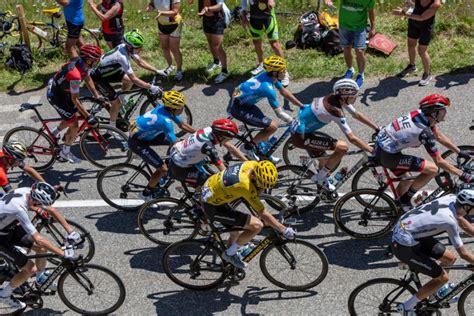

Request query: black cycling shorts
[
  {"left": 48, "top": 91, "right": 77, "bottom": 121},
  {"left": 103, "top": 31, "right": 123, "bottom": 47},
  {"left": 393, "top": 237, "right": 445, "bottom": 278},
  {"left": 90, "top": 70, "right": 125, "bottom": 101},
  {"left": 229, "top": 99, "right": 272, "bottom": 129},
  {"left": 374, "top": 146, "right": 426, "bottom": 176},
  {"left": 300, "top": 132, "right": 337, "bottom": 151},
  {"left": 0, "top": 225, "right": 34, "bottom": 268},
  {"left": 169, "top": 159, "right": 209, "bottom": 188},
  {"left": 408, "top": 19, "right": 435, "bottom": 46},
  {"left": 128, "top": 135, "right": 168, "bottom": 168},
  {"left": 66, "top": 21, "right": 83, "bottom": 39},
  {"left": 202, "top": 16, "right": 225, "bottom": 35},
  {"left": 202, "top": 202, "right": 249, "bottom": 228}
]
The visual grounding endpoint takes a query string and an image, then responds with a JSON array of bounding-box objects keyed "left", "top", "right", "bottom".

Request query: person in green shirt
[{"left": 325, "top": 0, "right": 376, "bottom": 88}]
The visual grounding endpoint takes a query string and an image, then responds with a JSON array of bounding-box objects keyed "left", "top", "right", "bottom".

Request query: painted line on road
[{"left": 53, "top": 199, "right": 144, "bottom": 208}]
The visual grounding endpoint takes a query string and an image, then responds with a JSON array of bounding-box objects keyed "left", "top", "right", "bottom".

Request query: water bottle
[
  {"left": 36, "top": 271, "right": 51, "bottom": 285},
  {"left": 258, "top": 141, "right": 271, "bottom": 155},
  {"left": 238, "top": 243, "right": 256, "bottom": 257},
  {"left": 120, "top": 98, "right": 136, "bottom": 116},
  {"left": 431, "top": 283, "right": 458, "bottom": 303},
  {"left": 268, "top": 136, "right": 277, "bottom": 146},
  {"left": 334, "top": 167, "right": 348, "bottom": 182},
  {"left": 414, "top": 191, "right": 429, "bottom": 206}
]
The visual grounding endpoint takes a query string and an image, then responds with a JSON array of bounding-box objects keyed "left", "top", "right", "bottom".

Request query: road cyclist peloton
[
  {"left": 169, "top": 119, "right": 247, "bottom": 188},
  {"left": 128, "top": 90, "right": 195, "bottom": 202},
  {"left": 0, "top": 182, "right": 80, "bottom": 311},
  {"left": 392, "top": 188, "right": 474, "bottom": 315},
  {"left": 227, "top": 55, "right": 303, "bottom": 164},
  {"left": 290, "top": 78, "right": 378, "bottom": 191},
  {"left": 201, "top": 160, "right": 296, "bottom": 269},
  {"left": 47, "top": 44, "right": 104, "bottom": 164},
  {"left": 374, "top": 93, "right": 472, "bottom": 210}
]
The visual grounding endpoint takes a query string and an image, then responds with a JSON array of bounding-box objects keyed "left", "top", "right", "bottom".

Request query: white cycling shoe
[
  {"left": 0, "top": 295, "right": 26, "bottom": 310},
  {"left": 311, "top": 175, "right": 336, "bottom": 191}
]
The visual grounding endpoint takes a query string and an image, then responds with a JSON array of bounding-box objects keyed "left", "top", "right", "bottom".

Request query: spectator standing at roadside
[
  {"left": 146, "top": 0, "right": 185, "bottom": 82},
  {"left": 392, "top": 0, "right": 441, "bottom": 86},
  {"left": 56, "top": 0, "right": 85, "bottom": 58},
  {"left": 188, "top": 0, "right": 229, "bottom": 84},
  {"left": 325, "top": 0, "right": 375, "bottom": 88},
  {"left": 87, "top": 0, "right": 124, "bottom": 49}
]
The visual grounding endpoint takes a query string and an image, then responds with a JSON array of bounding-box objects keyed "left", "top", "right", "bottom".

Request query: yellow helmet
[
  {"left": 263, "top": 55, "right": 287, "bottom": 73},
  {"left": 162, "top": 90, "right": 186, "bottom": 109},
  {"left": 254, "top": 160, "right": 278, "bottom": 189}
]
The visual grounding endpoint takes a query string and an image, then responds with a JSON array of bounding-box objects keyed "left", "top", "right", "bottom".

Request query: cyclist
[
  {"left": 290, "top": 78, "right": 378, "bottom": 190},
  {"left": 47, "top": 44, "right": 104, "bottom": 164},
  {"left": 170, "top": 118, "right": 247, "bottom": 187},
  {"left": 0, "top": 182, "right": 78, "bottom": 311},
  {"left": 128, "top": 90, "right": 195, "bottom": 201},
  {"left": 1, "top": 142, "right": 45, "bottom": 194},
  {"left": 201, "top": 160, "right": 296, "bottom": 269},
  {"left": 374, "top": 94, "right": 472, "bottom": 210},
  {"left": 228, "top": 55, "right": 303, "bottom": 163},
  {"left": 392, "top": 188, "right": 474, "bottom": 315},
  {"left": 90, "top": 29, "right": 163, "bottom": 130}
]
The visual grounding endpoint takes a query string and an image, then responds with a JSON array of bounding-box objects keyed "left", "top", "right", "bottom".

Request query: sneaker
[
  {"left": 343, "top": 68, "right": 354, "bottom": 79},
  {"left": 214, "top": 72, "right": 229, "bottom": 84},
  {"left": 59, "top": 150, "right": 82, "bottom": 164},
  {"left": 281, "top": 71, "right": 290, "bottom": 87},
  {"left": 222, "top": 252, "right": 248, "bottom": 269},
  {"left": 0, "top": 295, "right": 26, "bottom": 310},
  {"left": 206, "top": 61, "right": 222, "bottom": 73},
  {"left": 250, "top": 63, "right": 264, "bottom": 76},
  {"left": 355, "top": 74, "right": 364, "bottom": 88},
  {"left": 156, "top": 65, "right": 175, "bottom": 77},
  {"left": 174, "top": 70, "right": 184, "bottom": 82},
  {"left": 419, "top": 72, "right": 432, "bottom": 86},
  {"left": 397, "top": 64, "right": 417, "bottom": 78},
  {"left": 311, "top": 175, "right": 336, "bottom": 191},
  {"left": 239, "top": 144, "right": 260, "bottom": 161}
]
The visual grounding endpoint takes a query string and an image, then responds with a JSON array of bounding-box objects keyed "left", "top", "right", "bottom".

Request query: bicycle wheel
[
  {"left": 458, "top": 284, "right": 474, "bottom": 316},
  {"left": 3, "top": 126, "right": 57, "bottom": 171},
  {"left": 162, "top": 239, "right": 226, "bottom": 290},
  {"left": 334, "top": 189, "right": 399, "bottom": 239},
  {"left": 348, "top": 278, "right": 417, "bottom": 316},
  {"left": 57, "top": 26, "right": 100, "bottom": 48},
  {"left": 351, "top": 164, "right": 388, "bottom": 192},
  {"left": 80, "top": 125, "right": 132, "bottom": 169},
  {"left": 260, "top": 239, "right": 328, "bottom": 290},
  {"left": 58, "top": 264, "right": 125, "bottom": 315},
  {"left": 97, "top": 163, "right": 150, "bottom": 211},
  {"left": 80, "top": 96, "right": 110, "bottom": 124},
  {"left": 139, "top": 100, "right": 193, "bottom": 138},
  {"left": 137, "top": 197, "right": 199, "bottom": 246}
]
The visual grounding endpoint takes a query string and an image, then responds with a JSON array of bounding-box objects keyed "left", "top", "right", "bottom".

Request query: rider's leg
[
  {"left": 147, "top": 163, "right": 168, "bottom": 191},
  {"left": 121, "top": 74, "right": 133, "bottom": 91},
  {"left": 226, "top": 216, "right": 263, "bottom": 256},
  {"left": 399, "top": 160, "right": 437, "bottom": 206},
  {"left": 31, "top": 244, "right": 47, "bottom": 274},
  {"left": 109, "top": 98, "right": 122, "bottom": 123},
  {"left": 253, "top": 120, "right": 277, "bottom": 145},
  {"left": 62, "top": 119, "right": 79, "bottom": 150},
  {"left": 9, "top": 260, "right": 36, "bottom": 289},
  {"left": 51, "top": 120, "right": 69, "bottom": 137}
]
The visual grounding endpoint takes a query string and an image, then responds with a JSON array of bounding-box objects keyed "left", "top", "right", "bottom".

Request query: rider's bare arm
[
  {"left": 351, "top": 111, "right": 378, "bottom": 131},
  {"left": 127, "top": 72, "right": 154, "bottom": 90},
  {"left": 279, "top": 87, "right": 304, "bottom": 107},
  {"left": 31, "top": 232, "right": 65, "bottom": 257},
  {"left": 432, "top": 155, "right": 463, "bottom": 177},
  {"left": 132, "top": 55, "right": 159, "bottom": 74},
  {"left": 259, "top": 208, "right": 286, "bottom": 233},
  {"left": 23, "top": 165, "right": 45, "bottom": 182},
  {"left": 222, "top": 141, "right": 248, "bottom": 162},
  {"left": 456, "top": 215, "right": 474, "bottom": 237},
  {"left": 346, "top": 132, "right": 373, "bottom": 153},
  {"left": 434, "top": 130, "right": 460, "bottom": 154},
  {"left": 178, "top": 122, "right": 196, "bottom": 134},
  {"left": 45, "top": 206, "right": 74, "bottom": 234},
  {"left": 456, "top": 245, "right": 474, "bottom": 265}
]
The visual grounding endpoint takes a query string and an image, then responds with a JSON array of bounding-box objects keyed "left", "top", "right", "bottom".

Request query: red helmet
[
  {"left": 211, "top": 118, "right": 238, "bottom": 139},
  {"left": 80, "top": 45, "right": 102, "bottom": 62},
  {"left": 419, "top": 94, "right": 451, "bottom": 113}
]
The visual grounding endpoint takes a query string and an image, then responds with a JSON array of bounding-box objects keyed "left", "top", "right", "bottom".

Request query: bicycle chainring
[{"left": 227, "top": 267, "right": 246, "bottom": 282}]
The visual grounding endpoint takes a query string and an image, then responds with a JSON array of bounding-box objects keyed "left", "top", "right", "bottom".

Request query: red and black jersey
[
  {"left": 50, "top": 59, "right": 88, "bottom": 96},
  {"left": 99, "top": 0, "right": 124, "bottom": 35}
]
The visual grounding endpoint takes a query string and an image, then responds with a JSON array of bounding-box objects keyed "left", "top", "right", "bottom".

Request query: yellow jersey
[{"left": 202, "top": 161, "right": 265, "bottom": 212}]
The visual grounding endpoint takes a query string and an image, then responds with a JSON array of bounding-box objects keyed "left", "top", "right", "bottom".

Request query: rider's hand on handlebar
[
  {"left": 282, "top": 227, "right": 296, "bottom": 240},
  {"left": 149, "top": 85, "right": 163, "bottom": 97},
  {"left": 67, "top": 231, "right": 82, "bottom": 246},
  {"left": 64, "top": 248, "right": 77, "bottom": 260},
  {"left": 460, "top": 171, "right": 472, "bottom": 184},
  {"left": 87, "top": 115, "right": 99, "bottom": 128}
]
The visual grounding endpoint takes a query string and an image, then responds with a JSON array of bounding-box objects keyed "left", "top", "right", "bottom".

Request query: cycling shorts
[
  {"left": 169, "top": 159, "right": 209, "bottom": 188},
  {"left": 66, "top": 21, "right": 83, "bottom": 39},
  {"left": 158, "top": 22, "right": 182, "bottom": 37},
  {"left": 90, "top": 70, "right": 125, "bottom": 101},
  {"left": 202, "top": 202, "right": 249, "bottom": 228},
  {"left": 0, "top": 225, "right": 34, "bottom": 268},
  {"left": 128, "top": 134, "right": 168, "bottom": 168},
  {"left": 249, "top": 14, "right": 279, "bottom": 41},
  {"left": 374, "top": 145, "right": 426, "bottom": 176},
  {"left": 47, "top": 91, "right": 78, "bottom": 122},
  {"left": 103, "top": 31, "right": 124, "bottom": 47},
  {"left": 295, "top": 132, "right": 337, "bottom": 151},
  {"left": 203, "top": 16, "right": 225, "bottom": 35},
  {"left": 393, "top": 237, "right": 445, "bottom": 278},
  {"left": 229, "top": 99, "right": 272, "bottom": 129}
]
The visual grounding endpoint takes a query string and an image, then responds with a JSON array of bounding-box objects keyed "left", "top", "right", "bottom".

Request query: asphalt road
[{"left": 0, "top": 72, "right": 473, "bottom": 315}]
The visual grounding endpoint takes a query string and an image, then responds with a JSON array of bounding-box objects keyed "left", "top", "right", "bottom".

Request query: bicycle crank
[
  {"left": 22, "top": 292, "right": 43, "bottom": 309},
  {"left": 227, "top": 267, "right": 246, "bottom": 282}
]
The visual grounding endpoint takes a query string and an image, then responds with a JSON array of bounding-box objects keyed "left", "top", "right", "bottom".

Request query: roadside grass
[{"left": 0, "top": 0, "right": 473, "bottom": 92}]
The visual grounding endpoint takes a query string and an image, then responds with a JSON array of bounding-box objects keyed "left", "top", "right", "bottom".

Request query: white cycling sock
[
  {"left": 0, "top": 283, "right": 13, "bottom": 297},
  {"left": 315, "top": 166, "right": 331, "bottom": 181},
  {"left": 225, "top": 241, "right": 239, "bottom": 256},
  {"left": 51, "top": 127, "right": 60, "bottom": 136},
  {"left": 62, "top": 145, "right": 71, "bottom": 154},
  {"left": 403, "top": 294, "right": 420, "bottom": 311}
]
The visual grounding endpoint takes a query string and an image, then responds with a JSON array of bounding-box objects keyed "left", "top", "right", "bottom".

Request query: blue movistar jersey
[
  {"left": 234, "top": 72, "right": 283, "bottom": 109},
  {"left": 130, "top": 105, "right": 183, "bottom": 143},
  {"left": 64, "top": 0, "right": 85, "bottom": 25},
  {"left": 291, "top": 104, "right": 328, "bottom": 134}
]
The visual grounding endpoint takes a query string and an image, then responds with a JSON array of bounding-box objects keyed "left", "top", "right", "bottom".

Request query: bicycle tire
[
  {"left": 57, "top": 25, "right": 100, "bottom": 49},
  {"left": 348, "top": 278, "right": 417, "bottom": 316},
  {"left": 97, "top": 163, "right": 150, "bottom": 211},
  {"left": 3, "top": 126, "right": 57, "bottom": 171},
  {"left": 162, "top": 239, "right": 227, "bottom": 290},
  {"left": 79, "top": 125, "right": 132, "bottom": 169},
  {"left": 79, "top": 96, "right": 110, "bottom": 124},
  {"left": 139, "top": 100, "right": 193, "bottom": 138},
  {"left": 57, "top": 264, "right": 126, "bottom": 315},
  {"left": 137, "top": 197, "right": 199, "bottom": 245},
  {"left": 458, "top": 283, "right": 474, "bottom": 316},
  {"left": 333, "top": 189, "right": 399, "bottom": 239},
  {"left": 260, "top": 239, "right": 328, "bottom": 290}
]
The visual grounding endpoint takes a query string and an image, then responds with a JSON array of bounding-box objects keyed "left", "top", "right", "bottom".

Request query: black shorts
[
  {"left": 128, "top": 135, "right": 168, "bottom": 168},
  {"left": 299, "top": 132, "right": 337, "bottom": 151},
  {"left": 393, "top": 237, "right": 445, "bottom": 278},
  {"left": 202, "top": 16, "right": 225, "bottom": 35},
  {"left": 408, "top": 19, "right": 435, "bottom": 46},
  {"left": 158, "top": 23, "right": 181, "bottom": 37},
  {"left": 90, "top": 70, "right": 125, "bottom": 100},
  {"left": 103, "top": 31, "right": 123, "bottom": 47},
  {"left": 229, "top": 99, "right": 272, "bottom": 129},
  {"left": 66, "top": 21, "right": 83, "bottom": 39},
  {"left": 374, "top": 146, "right": 425, "bottom": 176},
  {"left": 0, "top": 225, "right": 34, "bottom": 268},
  {"left": 202, "top": 202, "right": 249, "bottom": 228},
  {"left": 169, "top": 159, "right": 209, "bottom": 188},
  {"left": 47, "top": 91, "right": 77, "bottom": 121}
]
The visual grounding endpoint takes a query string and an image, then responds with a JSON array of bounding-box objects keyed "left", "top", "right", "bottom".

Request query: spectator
[
  {"left": 393, "top": 0, "right": 441, "bottom": 86},
  {"left": 146, "top": 0, "right": 184, "bottom": 82},
  {"left": 188, "top": 0, "right": 229, "bottom": 84},
  {"left": 241, "top": 0, "right": 289, "bottom": 87},
  {"left": 56, "top": 0, "right": 85, "bottom": 58},
  {"left": 87, "top": 0, "right": 124, "bottom": 49},
  {"left": 325, "top": 0, "right": 375, "bottom": 88}
]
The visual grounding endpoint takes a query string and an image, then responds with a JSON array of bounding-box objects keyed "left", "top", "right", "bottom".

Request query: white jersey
[
  {"left": 392, "top": 194, "right": 463, "bottom": 248},
  {"left": 311, "top": 97, "right": 355, "bottom": 135},
  {"left": 0, "top": 188, "right": 37, "bottom": 236},
  {"left": 93, "top": 44, "right": 140, "bottom": 76}
]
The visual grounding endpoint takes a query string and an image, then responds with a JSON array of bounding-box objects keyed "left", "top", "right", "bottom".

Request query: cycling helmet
[
  {"left": 123, "top": 29, "right": 145, "bottom": 48},
  {"left": 333, "top": 78, "right": 359, "bottom": 96},
  {"left": 419, "top": 94, "right": 451, "bottom": 114},
  {"left": 263, "top": 55, "right": 287, "bottom": 73},
  {"left": 30, "top": 182, "right": 56, "bottom": 206},
  {"left": 162, "top": 90, "right": 186, "bottom": 109},
  {"left": 457, "top": 188, "right": 474, "bottom": 207},
  {"left": 211, "top": 119, "right": 239, "bottom": 139},
  {"left": 79, "top": 44, "right": 102, "bottom": 62},
  {"left": 2, "top": 141, "right": 27, "bottom": 161},
  {"left": 254, "top": 160, "right": 278, "bottom": 189}
]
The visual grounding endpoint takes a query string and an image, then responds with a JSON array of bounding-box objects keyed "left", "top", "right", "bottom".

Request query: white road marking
[{"left": 53, "top": 199, "right": 144, "bottom": 208}]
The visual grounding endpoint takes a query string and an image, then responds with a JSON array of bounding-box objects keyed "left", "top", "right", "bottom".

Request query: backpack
[
  {"left": 296, "top": 12, "right": 321, "bottom": 49},
  {"left": 320, "top": 29, "right": 343, "bottom": 56},
  {"left": 5, "top": 44, "right": 33, "bottom": 74}
]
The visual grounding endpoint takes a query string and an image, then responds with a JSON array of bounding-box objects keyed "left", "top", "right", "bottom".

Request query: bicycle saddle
[
  {"left": 42, "top": 8, "right": 61, "bottom": 16},
  {"left": 19, "top": 103, "right": 42, "bottom": 112}
]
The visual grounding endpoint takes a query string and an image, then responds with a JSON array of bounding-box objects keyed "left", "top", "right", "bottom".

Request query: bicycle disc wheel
[
  {"left": 137, "top": 197, "right": 199, "bottom": 246},
  {"left": 80, "top": 125, "right": 131, "bottom": 169},
  {"left": 348, "top": 278, "right": 417, "bottom": 316},
  {"left": 3, "top": 126, "right": 56, "bottom": 171},
  {"left": 260, "top": 239, "right": 328, "bottom": 290},
  {"left": 162, "top": 240, "right": 226, "bottom": 290},
  {"left": 333, "top": 189, "right": 399, "bottom": 239},
  {"left": 458, "top": 284, "right": 474, "bottom": 316},
  {"left": 139, "top": 100, "right": 193, "bottom": 138},
  {"left": 58, "top": 264, "right": 125, "bottom": 315},
  {"left": 97, "top": 163, "right": 150, "bottom": 211}
]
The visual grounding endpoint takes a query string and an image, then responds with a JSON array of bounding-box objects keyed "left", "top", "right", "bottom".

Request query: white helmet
[
  {"left": 31, "top": 182, "right": 56, "bottom": 206},
  {"left": 333, "top": 78, "right": 359, "bottom": 96},
  {"left": 457, "top": 188, "right": 474, "bottom": 207}
]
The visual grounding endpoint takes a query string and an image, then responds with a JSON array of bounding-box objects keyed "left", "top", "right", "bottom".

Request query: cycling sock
[
  {"left": 62, "top": 145, "right": 71, "bottom": 154},
  {"left": 315, "top": 166, "right": 331, "bottom": 181},
  {"left": 110, "top": 120, "right": 116, "bottom": 126},
  {"left": 51, "top": 127, "right": 61, "bottom": 136},
  {"left": 400, "top": 187, "right": 417, "bottom": 205},
  {"left": 0, "top": 283, "right": 13, "bottom": 297},
  {"left": 403, "top": 294, "right": 420, "bottom": 311},
  {"left": 225, "top": 241, "right": 239, "bottom": 256},
  {"left": 143, "top": 185, "right": 153, "bottom": 196},
  {"left": 213, "top": 58, "right": 220, "bottom": 65}
]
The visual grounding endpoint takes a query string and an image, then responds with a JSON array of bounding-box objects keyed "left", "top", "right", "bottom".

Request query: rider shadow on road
[
  {"left": 21, "top": 307, "right": 68, "bottom": 315},
  {"left": 124, "top": 246, "right": 166, "bottom": 274},
  {"left": 201, "top": 81, "right": 237, "bottom": 99},
  {"left": 359, "top": 76, "right": 418, "bottom": 107},
  {"left": 85, "top": 211, "right": 139, "bottom": 235},
  {"left": 287, "top": 204, "right": 341, "bottom": 239},
  {"left": 282, "top": 79, "right": 336, "bottom": 112}
]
